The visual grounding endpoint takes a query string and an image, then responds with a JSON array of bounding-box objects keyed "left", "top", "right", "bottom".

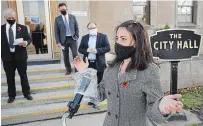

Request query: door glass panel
[{"left": 23, "top": 0, "right": 48, "bottom": 55}]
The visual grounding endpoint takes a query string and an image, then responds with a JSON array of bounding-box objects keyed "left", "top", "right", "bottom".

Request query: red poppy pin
[
  {"left": 17, "top": 27, "right": 21, "bottom": 32},
  {"left": 122, "top": 81, "right": 129, "bottom": 88},
  {"left": 97, "top": 33, "right": 100, "bottom": 37}
]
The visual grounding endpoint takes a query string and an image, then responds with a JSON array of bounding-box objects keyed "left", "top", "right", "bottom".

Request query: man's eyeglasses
[{"left": 88, "top": 27, "right": 97, "bottom": 30}]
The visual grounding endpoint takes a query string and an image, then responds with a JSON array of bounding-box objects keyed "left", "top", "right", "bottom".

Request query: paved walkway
[
  {"left": 15, "top": 110, "right": 202, "bottom": 126},
  {"left": 191, "top": 107, "right": 203, "bottom": 126}
]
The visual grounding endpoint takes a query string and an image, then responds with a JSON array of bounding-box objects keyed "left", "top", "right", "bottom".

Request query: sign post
[
  {"left": 170, "top": 61, "right": 179, "bottom": 94},
  {"left": 150, "top": 29, "right": 202, "bottom": 121}
]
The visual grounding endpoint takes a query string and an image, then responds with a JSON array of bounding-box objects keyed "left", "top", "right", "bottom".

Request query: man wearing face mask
[
  {"left": 1, "top": 8, "right": 33, "bottom": 103},
  {"left": 78, "top": 22, "right": 110, "bottom": 108},
  {"left": 79, "top": 22, "right": 110, "bottom": 84},
  {"left": 54, "top": 3, "right": 79, "bottom": 75}
]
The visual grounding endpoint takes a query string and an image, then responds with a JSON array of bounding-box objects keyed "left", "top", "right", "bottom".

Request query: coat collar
[
  {"left": 116, "top": 62, "right": 137, "bottom": 84},
  {"left": 60, "top": 14, "right": 72, "bottom": 22},
  {"left": 86, "top": 33, "right": 101, "bottom": 48},
  {"left": 3, "top": 23, "right": 21, "bottom": 39}
]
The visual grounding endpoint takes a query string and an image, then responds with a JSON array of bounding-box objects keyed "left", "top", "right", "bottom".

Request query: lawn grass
[
  {"left": 185, "top": 123, "right": 199, "bottom": 126},
  {"left": 179, "top": 86, "right": 203, "bottom": 110}
]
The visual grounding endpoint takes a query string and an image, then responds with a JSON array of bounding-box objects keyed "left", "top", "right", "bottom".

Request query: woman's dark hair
[
  {"left": 58, "top": 3, "right": 67, "bottom": 8},
  {"left": 109, "top": 20, "right": 154, "bottom": 71}
]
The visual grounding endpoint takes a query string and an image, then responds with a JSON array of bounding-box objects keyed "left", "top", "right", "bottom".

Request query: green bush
[
  {"left": 156, "top": 23, "right": 170, "bottom": 31},
  {"left": 163, "top": 24, "right": 170, "bottom": 29}
]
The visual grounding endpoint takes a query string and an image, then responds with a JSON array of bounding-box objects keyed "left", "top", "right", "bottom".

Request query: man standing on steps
[
  {"left": 54, "top": 3, "right": 79, "bottom": 75},
  {"left": 1, "top": 8, "right": 33, "bottom": 103},
  {"left": 78, "top": 22, "right": 110, "bottom": 108},
  {"left": 79, "top": 22, "right": 110, "bottom": 84}
]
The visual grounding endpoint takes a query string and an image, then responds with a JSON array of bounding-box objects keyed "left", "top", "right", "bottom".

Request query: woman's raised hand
[{"left": 73, "top": 56, "right": 89, "bottom": 72}]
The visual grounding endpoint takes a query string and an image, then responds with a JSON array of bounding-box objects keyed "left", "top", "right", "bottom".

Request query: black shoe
[
  {"left": 7, "top": 97, "right": 15, "bottom": 103},
  {"left": 65, "top": 71, "right": 71, "bottom": 75},
  {"left": 92, "top": 103, "right": 99, "bottom": 108},
  {"left": 88, "top": 102, "right": 94, "bottom": 106},
  {"left": 88, "top": 102, "right": 98, "bottom": 108},
  {"left": 24, "top": 95, "right": 33, "bottom": 100}
]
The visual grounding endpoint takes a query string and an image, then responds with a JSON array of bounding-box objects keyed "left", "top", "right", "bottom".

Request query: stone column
[
  {"left": 150, "top": 0, "right": 176, "bottom": 28},
  {"left": 89, "top": 1, "right": 133, "bottom": 49}
]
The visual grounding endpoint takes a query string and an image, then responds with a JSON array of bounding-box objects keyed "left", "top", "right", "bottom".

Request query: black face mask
[
  {"left": 7, "top": 19, "right": 16, "bottom": 26},
  {"left": 60, "top": 10, "right": 67, "bottom": 15},
  {"left": 115, "top": 42, "right": 135, "bottom": 61}
]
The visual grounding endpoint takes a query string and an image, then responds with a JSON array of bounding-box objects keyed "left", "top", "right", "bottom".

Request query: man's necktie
[
  {"left": 64, "top": 17, "right": 71, "bottom": 35},
  {"left": 9, "top": 25, "right": 14, "bottom": 49}
]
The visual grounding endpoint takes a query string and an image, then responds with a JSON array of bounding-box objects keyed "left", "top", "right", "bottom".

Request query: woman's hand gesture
[
  {"left": 73, "top": 56, "right": 89, "bottom": 72},
  {"left": 159, "top": 94, "right": 183, "bottom": 115}
]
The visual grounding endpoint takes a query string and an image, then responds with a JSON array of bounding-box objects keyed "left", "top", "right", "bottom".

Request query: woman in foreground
[{"left": 73, "top": 20, "right": 183, "bottom": 126}]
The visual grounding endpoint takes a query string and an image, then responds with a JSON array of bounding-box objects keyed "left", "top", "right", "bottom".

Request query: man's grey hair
[{"left": 4, "top": 8, "right": 16, "bottom": 18}]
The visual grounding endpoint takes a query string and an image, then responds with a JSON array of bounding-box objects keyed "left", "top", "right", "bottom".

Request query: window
[
  {"left": 178, "top": 0, "right": 196, "bottom": 23},
  {"left": 133, "top": 0, "right": 150, "bottom": 25}
]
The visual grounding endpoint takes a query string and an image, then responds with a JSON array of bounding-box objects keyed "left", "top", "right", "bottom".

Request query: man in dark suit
[
  {"left": 1, "top": 8, "right": 33, "bottom": 103},
  {"left": 78, "top": 22, "right": 110, "bottom": 108},
  {"left": 54, "top": 3, "right": 79, "bottom": 75},
  {"left": 79, "top": 22, "right": 110, "bottom": 84}
]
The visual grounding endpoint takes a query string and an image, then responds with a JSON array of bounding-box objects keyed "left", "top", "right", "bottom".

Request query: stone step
[
  {"left": 1, "top": 53, "right": 114, "bottom": 77},
  {"left": 1, "top": 101, "right": 107, "bottom": 125},
  {"left": 1, "top": 90, "right": 75, "bottom": 109},
  {"left": 0, "top": 62, "right": 108, "bottom": 126},
  {"left": 1, "top": 73, "right": 73, "bottom": 85},
  {"left": 1, "top": 68, "right": 66, "bottom": 78},
  {"left": 1, "top": 80, "right": 76, "bottom": 97},
  {"left": 1, "top": 63, "right": 71, "bottom": 78},
  {"left": 1, "top": 64, "right": 65, "bottom": 72}
]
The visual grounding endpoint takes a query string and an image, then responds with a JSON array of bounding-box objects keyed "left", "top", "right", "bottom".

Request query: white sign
[
  {"left": 30, "top": 16, "right": 40, "bottom": 24},
  {"left": 71, "top": 11, "right": 87, "bottom": 17}
]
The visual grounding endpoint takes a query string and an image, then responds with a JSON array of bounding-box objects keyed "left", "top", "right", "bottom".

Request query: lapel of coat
[
  {"left": 118, "top": 64, "right": 137, "bottom": 84},
  {"left": 2, "top": 24, "right": 9, "bottom": 43},
  {"left": 16, "top": 24, "right": 21, "bottom": 39},
  {"left": 68, "top": 14, "right": 72, "bottom": 23},
  {"left": 60, "top": 15, "right": 66, "bottom": 28},
  {"left": 96, "top": 33, "right": 101, "bottom": 48},
  {"left": 86, "top": 34, "right": 90, "bottom": 47}
]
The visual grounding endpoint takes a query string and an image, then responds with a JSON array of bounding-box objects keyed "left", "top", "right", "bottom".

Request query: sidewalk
[
  {"left": 15, "top": 110, "right": 202, "bottom": 126},
  {"left": 15, "top": 112, "right": 106, "bottom": 126},
  {"left": 191, "top": 107, "right": 203, "bottom": 126}
]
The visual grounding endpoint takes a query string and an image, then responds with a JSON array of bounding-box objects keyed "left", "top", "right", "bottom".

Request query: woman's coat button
[
  {"left": 115, "top": 114, "right": 118, "bottom": 119},
  {"left": 117, "top": 94, "right": 119, "bottom": 98}
]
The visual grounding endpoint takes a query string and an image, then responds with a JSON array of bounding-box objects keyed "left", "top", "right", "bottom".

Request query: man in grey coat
[{"left": 54, "top": 3, "right": 79, "bottom": 75}]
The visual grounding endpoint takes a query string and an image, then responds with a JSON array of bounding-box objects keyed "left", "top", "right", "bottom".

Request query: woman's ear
[{"left": 133, "top": 40, "right": 136, "bottom": 47}]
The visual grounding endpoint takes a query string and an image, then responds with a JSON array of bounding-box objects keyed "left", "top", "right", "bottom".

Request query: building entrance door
[{"left": 17, "top": 0, "right": 53, "bottom": 60}]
